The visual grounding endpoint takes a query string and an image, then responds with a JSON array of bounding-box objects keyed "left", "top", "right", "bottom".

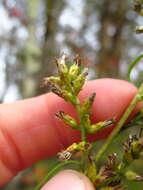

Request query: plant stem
[
  {"left": 74, "top": 97, "right": 88, "bottom": 172},
  {"left": 75, "top": 99, "right": 87, "bottom": 142},
  {"left": 80, "top": 120, "right": 87, "bottom": 142},
  {"left": 34, "top": 160, "right": 80, "bottom": 190},
  {"left": 95, "top": 83, "right": 143, "bottom": 163}
]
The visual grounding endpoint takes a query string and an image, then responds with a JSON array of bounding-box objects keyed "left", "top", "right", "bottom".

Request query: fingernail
[{"left": 41, "top": 169, "right": 95, "bottom": 190}]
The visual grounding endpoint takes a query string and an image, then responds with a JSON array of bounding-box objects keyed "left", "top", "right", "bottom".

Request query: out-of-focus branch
[
  {"left": 20, "top": 0, "right": 41, "bottom": 98},
  {"left": 35, "top": 0, "right": 65, "bottom": 95},
  {"left": 97, "top": 0, "right": 127, "bottom": 78}
]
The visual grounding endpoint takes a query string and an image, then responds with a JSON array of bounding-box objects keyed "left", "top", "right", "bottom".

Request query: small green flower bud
[
  {"left": 61, "top": 90, "right": 72, "bottom": 99},
  {"left": 67, "top": 141, "right": 90, "bottom": 152},
  {"left": 69, "top": 63, "right": 79, "bottom": 80},
  {"left": 49, "top": 87, "right": 75, "bottom": 103},
  {"left": 125, "top": 170, "right": 143, "bottom": 181},
  {"left": 67, "top": 143, "right": 78, "bottom": 152},
  {"left": 58, "top": 142, "right": 90, "bottom": 162},
  {"left": 73, "top": 68, "right": 88, "bottom": 94},
  {"left": 56, "top": 53, "right": 68, "bottom": 81},
  {"left": 123, "top": 134, "right": 143, "bottom": 165},
  {"left": 132, "top": 140, "right": 143, "bottom": 159},
  {"left": 81, "top": 93, "right": 96, "bottom": 115},
  {"left": 87, "top": 119, "right": 114, "bottom": 134},
  {"left": 62, "top": 90, "right": 73, "bottom": 102},
  {"left": 43, "top": 76, "right": 61, "bottom": 86},
  {"left": 58, "top": 89, "right": 79, "bottom": 105},
  {"left": 55, "top": 111, "right": 78, "bottom": 129}
]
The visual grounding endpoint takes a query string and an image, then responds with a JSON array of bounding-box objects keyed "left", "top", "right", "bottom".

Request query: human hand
[{"left": 0, "top": 79, "right": 140, "bottom": 189}]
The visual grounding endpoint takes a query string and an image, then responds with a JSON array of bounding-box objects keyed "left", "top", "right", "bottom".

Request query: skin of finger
[
  {"left": 41, "top": 170, "right": 95, "bottom": 190},
  {"left": 0, "top": 78, "right": 140, "bottom": 186}
]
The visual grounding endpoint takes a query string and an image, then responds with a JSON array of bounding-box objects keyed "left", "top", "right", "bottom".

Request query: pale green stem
[
  {"left": 75, "top": 99, "right": 87, "bottom": 142},
  {"left": 74, "top": 98, "right": 88, "bottom": 172},
  {"left": 34, "top": 160, "right": 80, "bottom": 190},
  {"left": 96, "top": 83, "right": 143, "bottom": 163}
]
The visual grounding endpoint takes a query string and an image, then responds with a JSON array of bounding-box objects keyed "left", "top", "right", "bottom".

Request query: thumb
[{"left": 41, "top": 170, "right": 95, "bottom": 190}]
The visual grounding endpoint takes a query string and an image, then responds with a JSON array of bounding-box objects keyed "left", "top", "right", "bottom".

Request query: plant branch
[{"left": 95, "top": 83, "right": 143, "bottom": 163}]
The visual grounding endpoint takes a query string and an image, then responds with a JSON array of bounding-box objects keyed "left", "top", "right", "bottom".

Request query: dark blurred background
[{"left": 1, "top": 0, "right": 143, "bottom": 189}]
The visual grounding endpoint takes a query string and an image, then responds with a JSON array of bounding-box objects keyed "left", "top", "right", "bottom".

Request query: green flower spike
[{"left": 35, "top": 53, "right": 143, "bottom": 190}]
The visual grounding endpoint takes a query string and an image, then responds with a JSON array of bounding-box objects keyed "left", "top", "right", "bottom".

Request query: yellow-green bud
[
  {"left": 73, "top": 68, "right": 88, "bottom": 94},
  {"left": 58, "top": 142, "right": 90, "bottom": 162},
  {"left": 69, "top": 63, "right": 79, "bottom": 80},
  {"left": 87, "top": 119, "right": 114, "bottom": 134},
  {"left": 61, "top": 90, "right": 77, "bottom": 104},
  {"left": 81, "top": 93, "right": 96, "bottom": 114},
  {"left": 67, "top": 143, "right": 78, "bottom": 152},
  {"left": 55, "top": 111, "right": 78, "bottom": 129},
  {"left": 43, "top": 76, "right": 61, "bottom": 86},
  {"left": 59, "top": 89, "right": 79, "bottom": 105},
  {"left": 61, "top": 90, "right": 72, "bottom": 99},
  {"left": 67, "top": 142, "right": 90, "bottom": 152},
  {"left": 131, "top": 140, "right": 143, "bottom": 159},
  {"left": 123, "top": 135, "right": 143, "bottom": 165},
  {"left": 56, "top": 54, "right": 68, "bottom": 81},
  {"left": 125, "top": 170, "right": 143, "bottom": 181},
  {"left": 49, "top": 87, "right": 75, "bottom": 103}
]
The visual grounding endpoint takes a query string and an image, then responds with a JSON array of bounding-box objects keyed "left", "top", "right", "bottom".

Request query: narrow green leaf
[
  {"left": 34, "top": 160, "right": 80, "bottom": 190},
  {"left": 128, "top": 54, "right": 143, "bottom": 81}
]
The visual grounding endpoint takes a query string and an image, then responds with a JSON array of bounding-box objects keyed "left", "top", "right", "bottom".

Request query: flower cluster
[{"left": 34, "top": 54, "right": 143, "bottom": 190}]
